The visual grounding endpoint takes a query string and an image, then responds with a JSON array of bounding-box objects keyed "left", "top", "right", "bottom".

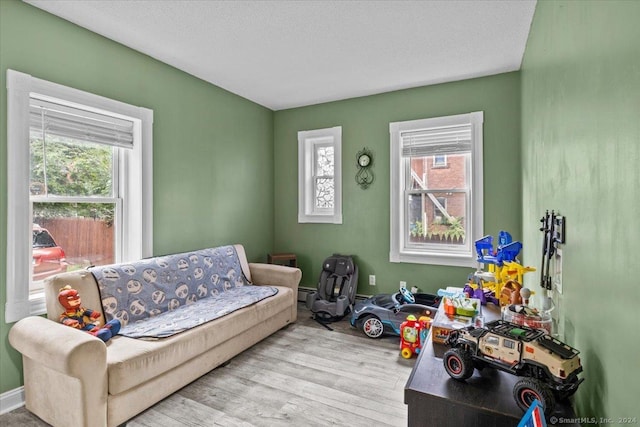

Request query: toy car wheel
[
  {"left": 443, "top": 348, "right": 474, "bottom": 380},
  {"left": 513, "top": 378, "right": 556, "bottom": 416},
  {"left": 361, "top": 315, "right": 384, "bottom": 338},
  {"left": 401, "top": 347, "right": 413, "bottom": 359}
]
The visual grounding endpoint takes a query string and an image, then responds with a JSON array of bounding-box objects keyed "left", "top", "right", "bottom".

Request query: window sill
[
  {"left": 298, "top": 213, "right": 343, "bottom": 224},
  {"left": 4, "top": 293, "right": 46, "bottom": 323},
  {"left": 29, "top": 292, "right": 47, "bottom": 316},
  {"left": 390, "top": 250, "right": 475, "bottom": 268}
]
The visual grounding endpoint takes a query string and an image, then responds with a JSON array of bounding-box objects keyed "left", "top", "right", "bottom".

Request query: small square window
[{"left": 433, "top": 155, "right": 447, "bottom": 167}]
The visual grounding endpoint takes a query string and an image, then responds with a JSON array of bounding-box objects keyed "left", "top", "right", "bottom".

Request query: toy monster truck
[{"left": 443, "top": 319, "right": 583, "bottom": 416}]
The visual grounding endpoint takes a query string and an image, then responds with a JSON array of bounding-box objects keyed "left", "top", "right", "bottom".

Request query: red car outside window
[{"left": 32, "top": 225, "right": 68, "bottom": 281}]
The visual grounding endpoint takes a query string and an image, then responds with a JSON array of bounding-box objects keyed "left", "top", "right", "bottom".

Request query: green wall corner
[{"left": 273, "top": 72, "right": 522, "bottom": 294}]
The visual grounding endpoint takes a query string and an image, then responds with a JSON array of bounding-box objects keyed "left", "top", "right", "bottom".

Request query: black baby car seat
[{"left": 306, "top": 254, "right": 359, "bottom": 322}]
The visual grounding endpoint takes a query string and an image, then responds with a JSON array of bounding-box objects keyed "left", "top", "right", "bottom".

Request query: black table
[{"left": 404, "top": 305, "right": 579, "bottom": 427}]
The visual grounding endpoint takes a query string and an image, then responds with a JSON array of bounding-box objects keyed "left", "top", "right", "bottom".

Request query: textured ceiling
[{"left": 25, "top": 0, "right": 536, "bottom": 110}]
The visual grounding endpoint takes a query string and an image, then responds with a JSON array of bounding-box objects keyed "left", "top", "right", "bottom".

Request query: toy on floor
[
  {"left": 351, "top": 287, "right": 439, "bottom": 338},
  {"left": 58, "top": 285, "right": 121, "bottom": 342},
  {"left": 399, "top": 314, "right": 432, "bottom": 359}
]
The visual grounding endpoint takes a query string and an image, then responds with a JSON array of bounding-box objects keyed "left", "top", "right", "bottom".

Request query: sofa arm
[
  {"left": 9, "top": 316, "right": 108, "bottom": 426},
  {"left": 9, "top": 316, "right": 107, "bottom": 376},
  {"left": 248, "top": 263, "right": 302, "bottom": 291},
  {"left": 249, "top": 263, "right": 301, "bottom": 323}
]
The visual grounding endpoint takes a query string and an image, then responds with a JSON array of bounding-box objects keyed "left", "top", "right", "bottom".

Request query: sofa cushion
[{"left": 106, "top": 285, "right": 293, "bottom": 395}]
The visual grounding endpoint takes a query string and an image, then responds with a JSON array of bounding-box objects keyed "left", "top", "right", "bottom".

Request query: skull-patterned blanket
[{"left": 89, "top": 246, "right": 278, "bottom": 339}]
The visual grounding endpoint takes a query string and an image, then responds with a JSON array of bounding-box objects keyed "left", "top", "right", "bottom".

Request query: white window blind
[
  {"left": 401, "top": 124, "right": 472, "bottom": 157},
  {"left": 30, "top": 98, "right": 134, "bottom": 148}
]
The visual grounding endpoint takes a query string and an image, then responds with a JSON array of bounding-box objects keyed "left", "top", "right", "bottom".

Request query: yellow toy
[{"left": 470, "top": 231, "right": 535, "bottom": 306}]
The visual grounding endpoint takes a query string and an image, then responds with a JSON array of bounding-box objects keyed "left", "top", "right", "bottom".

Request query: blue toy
[
  {"left": 517, "top": 399, "right": 547, "bottom": 427},
  {"left": 475, "top": 231, "right": 522, "bottom": 266}
]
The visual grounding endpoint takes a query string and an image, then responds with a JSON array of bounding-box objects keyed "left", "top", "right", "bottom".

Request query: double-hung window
[
  {"left": 298, "top": 126, "right": 342, "bottom": 224},
  {"left": 5, "top": 70, "right": 153, "bottom": 323},
  {"left": 390, "top": 112, "right": 483, "bottom": 267}
]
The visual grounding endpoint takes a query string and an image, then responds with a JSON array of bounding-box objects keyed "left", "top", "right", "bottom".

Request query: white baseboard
[{"left": 0, "top": 387, "right": 25, "bottom": 415}]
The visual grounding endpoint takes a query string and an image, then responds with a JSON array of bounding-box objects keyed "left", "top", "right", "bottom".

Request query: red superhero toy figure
[{"left": 58, "top": 285, "right": 121, "bottom": 342}]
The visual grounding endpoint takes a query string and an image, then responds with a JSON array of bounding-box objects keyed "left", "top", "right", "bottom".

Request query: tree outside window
[{"left": 29, "top": 132, "right": 118, "bottom": 290}]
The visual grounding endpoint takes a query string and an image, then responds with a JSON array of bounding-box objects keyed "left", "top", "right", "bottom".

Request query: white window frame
[
  {"left": 298, "top": 126, "right": 342, "bottom": 224},
  {"left": 389, "top": 112, "right": 483, "bottom": 267},
  {"left": 433, "top": 154, "right": 448, "bottom": 167},
  {"left": 5, "top": 69, "right": 153, "bottom": 323},
  {"left": 433, "top": 197, "right": 447, "bottom": 222}
]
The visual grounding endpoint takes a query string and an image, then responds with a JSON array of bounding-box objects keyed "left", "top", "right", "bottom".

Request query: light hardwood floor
[{"left": 1, "top": 304, "right": 414, "bottom": 426}]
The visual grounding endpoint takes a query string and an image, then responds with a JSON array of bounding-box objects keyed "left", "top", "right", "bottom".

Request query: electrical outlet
[
  {"left": 400, "top": 281, "right": 407, "bottom": 289},
  {"left": 369, "top": 275, "right": 376, "bottom": 286}
]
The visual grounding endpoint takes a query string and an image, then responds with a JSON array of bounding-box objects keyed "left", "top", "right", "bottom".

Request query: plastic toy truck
[{"left": 443, "top": 319, "right": 583, "bottom": 416}]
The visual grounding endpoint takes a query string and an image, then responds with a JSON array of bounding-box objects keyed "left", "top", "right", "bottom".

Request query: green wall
[
  {"left": 521, "top": 0, "right": 640, "bottom": 419},
  {"left": 273, "top": 72, "right": 522, "bottom": 294},
  {"left": 5, "top": 0, "right": 635, "bottom": 420},
  {"left": 0, "top": 0, "right": 274, "bottom": 394}
]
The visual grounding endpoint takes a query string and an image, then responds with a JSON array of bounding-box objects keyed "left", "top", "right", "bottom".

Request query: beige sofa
[{"left": 9, "top": 244, "right": 301, "bottom": 427}]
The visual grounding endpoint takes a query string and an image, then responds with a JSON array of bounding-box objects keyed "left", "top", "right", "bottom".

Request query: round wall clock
[
  {"left": 356, "top": 147, "right": 374, "bottom": 189},
  {"left": 358, "top": 152, "right": 371, "bottom": 167}
]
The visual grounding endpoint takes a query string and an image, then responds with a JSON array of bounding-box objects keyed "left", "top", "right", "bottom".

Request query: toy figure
[
  {"left": 58, "top": 285, "right": 121, "bottom": 342},
  {"left": 520, "top": 287, "right": 532, "bottom": 305},
  {"left": 418, "top": 315, "right": 432, "bottom": 346}
]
